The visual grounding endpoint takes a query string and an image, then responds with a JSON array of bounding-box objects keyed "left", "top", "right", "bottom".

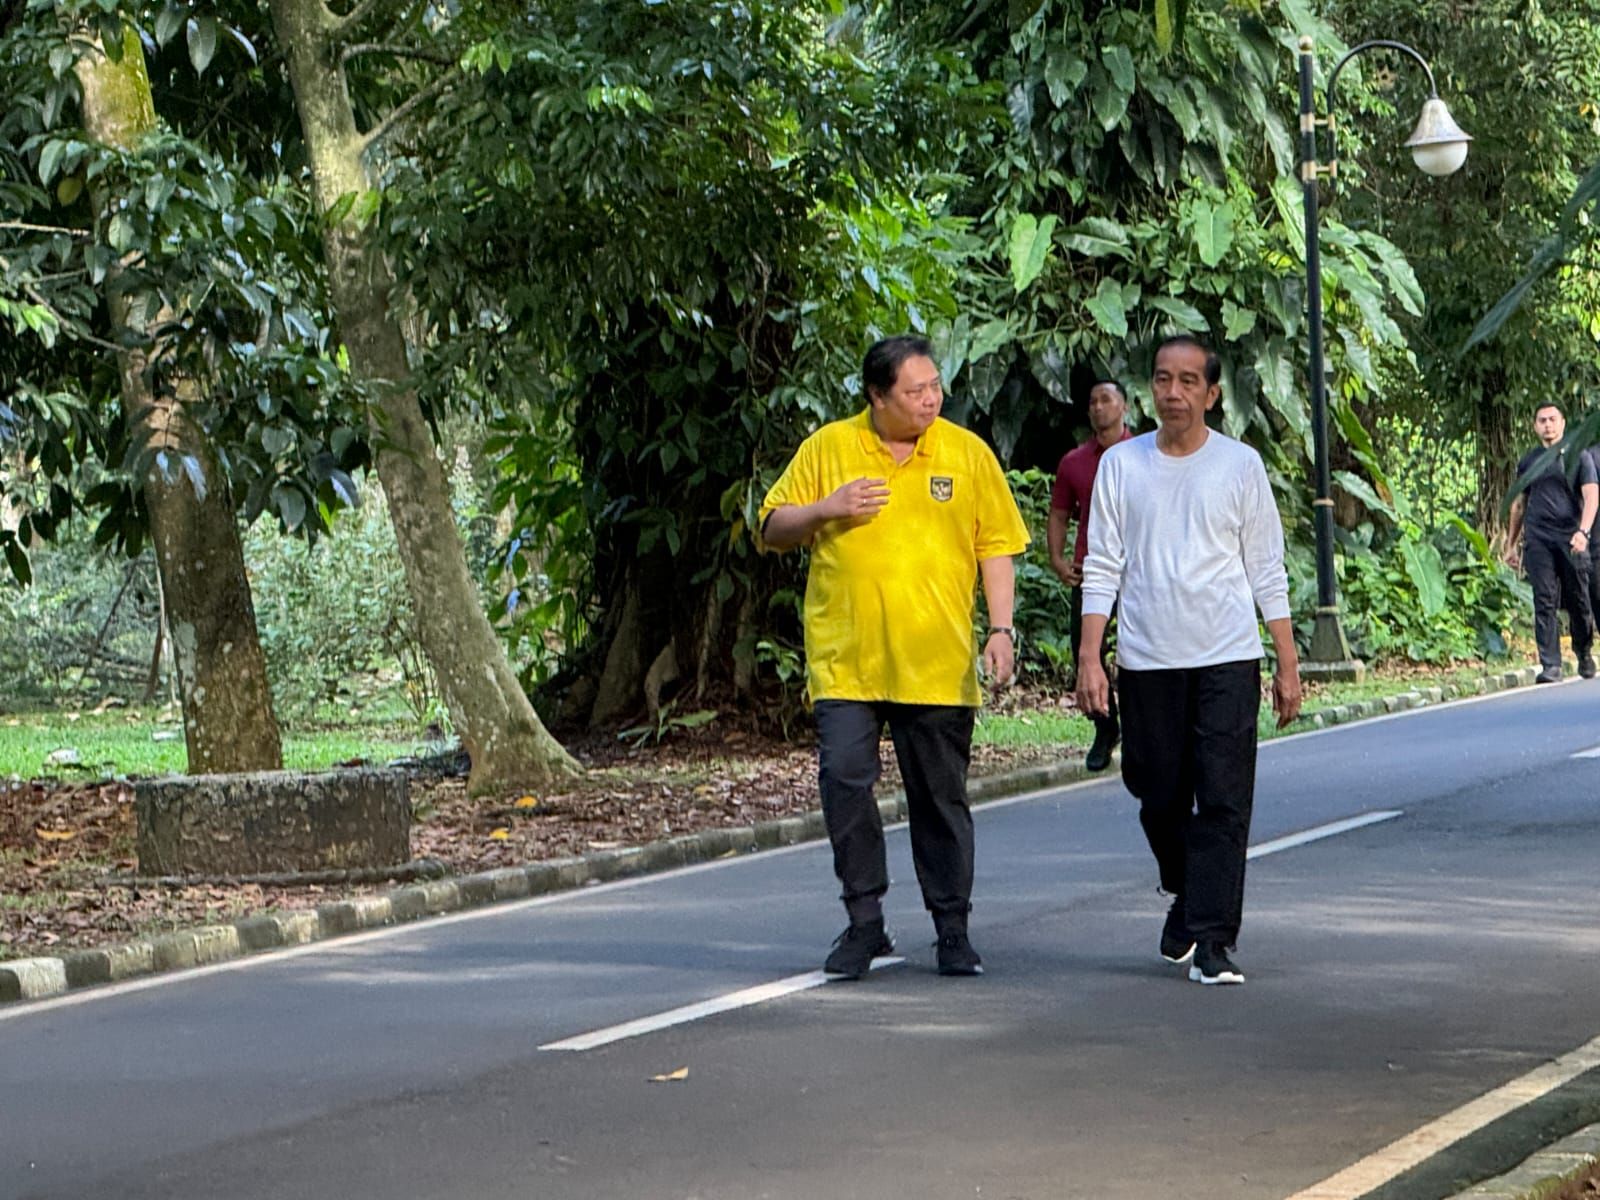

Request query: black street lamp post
[{"left": 1296, "top": 35, "right": 1471, "bottom": 681}]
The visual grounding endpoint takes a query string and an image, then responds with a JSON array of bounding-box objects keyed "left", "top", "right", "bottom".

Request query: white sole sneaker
[
  {"left": 1188, "top": 963, "right": 1245, "bottom": 985},
  {"left": 1161, "top": 942, "right": 1196, "bottom": 965}
]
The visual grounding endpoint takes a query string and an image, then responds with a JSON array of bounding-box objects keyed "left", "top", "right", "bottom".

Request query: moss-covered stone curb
[
  {"left": 1445, "top": 1122, "right": 1600, "bottom": 1198},
  {"left": 0, "top": 662, "right": 1546, "bottom": 1006}
]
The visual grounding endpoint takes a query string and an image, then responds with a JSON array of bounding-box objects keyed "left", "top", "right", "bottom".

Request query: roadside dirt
[{"left": 0, "top": 719, "right": 1070, "bottom": 960}]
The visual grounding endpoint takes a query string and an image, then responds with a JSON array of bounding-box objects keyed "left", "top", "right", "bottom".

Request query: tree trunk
[
  {"left": 1474, "top": 379, "right": 1517, "bottom": 552},
  {"left": 76, "top": 31, "right": 283, "bottom": 773},
  {"left": 267, "top": 0, "right": 579, "bottom": 793}
]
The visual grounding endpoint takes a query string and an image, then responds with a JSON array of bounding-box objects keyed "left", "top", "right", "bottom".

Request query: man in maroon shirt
[{"left": 1049, "top": 379, "right": 1132, "bottom": 770}]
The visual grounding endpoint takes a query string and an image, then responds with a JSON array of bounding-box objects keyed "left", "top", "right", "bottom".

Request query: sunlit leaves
[{"left": 1007, "top": 213, "right": 1057, "bottom": 293}]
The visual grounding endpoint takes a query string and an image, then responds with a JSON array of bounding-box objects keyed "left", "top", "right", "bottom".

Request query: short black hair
[
  {"left": 862, "top": 334, "right": 934, "bottom": 400},
  {"left": 1155, "top": 334, "right": 1221, "bottom": 387},
  {"left": 1088, "top": 378, "right": 1127, "bottom": 402},
  {"left": 1534, "top": 401, "right": 1564, "bottom": 418}
]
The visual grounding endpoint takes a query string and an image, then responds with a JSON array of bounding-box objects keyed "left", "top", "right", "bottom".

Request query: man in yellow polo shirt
[{"left": 761, "top": 334, "right": 1029, "bottom": 979}]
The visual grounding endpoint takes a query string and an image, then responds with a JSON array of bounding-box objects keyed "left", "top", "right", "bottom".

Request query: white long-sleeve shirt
[{"left": 1080, "top": 430, "right": 1291, "bottom": 670}]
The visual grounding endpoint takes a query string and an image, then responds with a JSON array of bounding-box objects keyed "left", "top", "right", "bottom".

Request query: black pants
[
  {"left": 1069, "top": 586, "right": 1118, "bottom": 735},
  {"left": 1524, "top": 535, "right": 1593, "bottom": 672},
  {"left": 1117, "top": 660, "right": 1260, "bottom": 946},
  {"left": 814, "top": 700, "right": 976, "bottom": 925}
]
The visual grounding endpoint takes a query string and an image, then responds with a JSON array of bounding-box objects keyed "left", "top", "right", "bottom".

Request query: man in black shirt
[{"left": 1505, "top": 403, "right": 1598, "bottom": 681}]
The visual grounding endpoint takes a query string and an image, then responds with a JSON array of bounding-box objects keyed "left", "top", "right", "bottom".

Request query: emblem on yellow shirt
[{"left": 930, "top": 476, "right": 953, "bottom": 502}]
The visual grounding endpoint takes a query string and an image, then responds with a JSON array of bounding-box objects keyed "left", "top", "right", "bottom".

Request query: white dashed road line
[
  {"left": 539, "top": 959, "right": 905, "bottom": 1051},
  {"left": 1247, "top": 811, "right": 1404, "bottom": 859}
]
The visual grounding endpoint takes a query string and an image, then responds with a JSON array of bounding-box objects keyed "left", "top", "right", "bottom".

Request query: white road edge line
[
  {"left": 1285, "top": 1031, "right": 1600, "bottom": 1200},
  {"left": 1247, "top": 811, "right": 1403, "bottom": 860},
  {"left": 539, "top": 958, "right": 905, "bottom": 1052},
  {"left": 1573, "top": 745, "right": 1600, "bottom": 758}
]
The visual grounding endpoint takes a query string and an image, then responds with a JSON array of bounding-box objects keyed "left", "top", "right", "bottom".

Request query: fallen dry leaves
[{"left": 0, "top": 723, "right": 1066, "bottom": 961}]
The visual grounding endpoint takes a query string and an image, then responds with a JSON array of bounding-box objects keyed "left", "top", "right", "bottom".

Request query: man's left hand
[
  {"left": 1272, "top": 663, "right": 1303, "bottom": 728},
  {"left": 983, "top": 631, "right": 1015, "bottom": 688}
]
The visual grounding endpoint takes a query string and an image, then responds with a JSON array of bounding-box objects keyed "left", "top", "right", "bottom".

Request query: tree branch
[
  {"left": 359, "top": 66, "right": 462, "bottom": 157},
  {"left": 328, "top": 0, "right": 388, "bottom": 41},
  {"left": 340, "top": 42, "right": 453, "bottom": 67},
  {"left": 0, "top": 220, "right": 93, "bottom": 237}
]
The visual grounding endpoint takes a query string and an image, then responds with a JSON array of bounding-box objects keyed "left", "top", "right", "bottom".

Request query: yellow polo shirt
[{"left": 760, "top": 411, "right": 1029, "bottom": 707}]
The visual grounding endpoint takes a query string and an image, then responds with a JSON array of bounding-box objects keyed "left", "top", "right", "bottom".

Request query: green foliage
[
  {"left": 0, "top": 532, "right": 160, "bottom": 708},
  {"left": 1005, "top": 467, "right": 1076, "bottom": 682},
  {"left": 1331, "top": 0, "right": 1600, "bottom": 526},
  {"left": 617, "top": 701, "right": 719, "bottom": 749},
  {"left": 385, "top": 0, "right": 983, "bottom": 718},
  {"left": 0, "top": 1, "right": 366, "bottom": 584}
]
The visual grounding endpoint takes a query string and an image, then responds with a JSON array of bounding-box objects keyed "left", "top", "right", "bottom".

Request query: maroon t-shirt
[{"left": 1050, "top": 429, "right": 1132, "bottom": 566}]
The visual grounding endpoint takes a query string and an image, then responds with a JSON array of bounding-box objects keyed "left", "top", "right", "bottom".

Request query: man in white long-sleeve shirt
[{"left": 1075, "top": 336, "right": 1301, "bottom": 986}]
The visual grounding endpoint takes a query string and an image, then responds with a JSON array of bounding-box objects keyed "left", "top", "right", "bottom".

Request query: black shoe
[
  {"left": 1188, "top": 941, "right": 1245, "bottom": 985},
  {"left": 1085, "top": 717, "right": 1120, "bottom": 772},
  {"left": 935, "top": 929, "right": 983, "bottom": 976},
  {"left": 1159, "top": 896, "right": 1194, "bottom": 965},
  {"left": 932, "top": 912, "right": 983, "bottom": 976},
  {"left": 1582, "top": 656, "right": 1596, "bottom": 680},
  {"left": 1536, "top": 669, "right": 1563, "bottom": 684},
  {"left": 824, "top": 919, "right": 893, "bottom": 980}
]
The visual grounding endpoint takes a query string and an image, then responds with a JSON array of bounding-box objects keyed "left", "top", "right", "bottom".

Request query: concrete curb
[
  {"left": 1445, "top": 1122, "right": 1600, "bottom": 1198},
  {"left": 0, "top": 664, "right": 1548, "bottom": 1005}
]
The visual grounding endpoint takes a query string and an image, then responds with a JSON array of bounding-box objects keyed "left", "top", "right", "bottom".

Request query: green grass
[
  {"left": 975, "top": 661, "right": 1516, "bottom": 755},
  {"left": 0, "top": 707, "right": 429, "bottom": 780},
  {"left": 974, "top": 709, "right": 1095, "bottom": 749}
]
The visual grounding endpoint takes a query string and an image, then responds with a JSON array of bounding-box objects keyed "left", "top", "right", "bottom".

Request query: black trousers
[
  {"left": 814, "top": 700, "right": 976, "bottom": 925},
  {"left": 1069, "top": 586, "right": 1118, "bottom": 733},
  {"left": 1524, "top": 535, "right": 1593, "bottom": 671},
  {"left": 1117, "top": 660, "right": 1260, "bottom": 946}
]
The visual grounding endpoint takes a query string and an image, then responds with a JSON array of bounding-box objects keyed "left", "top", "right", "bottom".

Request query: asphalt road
[{"left": 4, "top": 679, "right": 1600, "bottom": 1200}]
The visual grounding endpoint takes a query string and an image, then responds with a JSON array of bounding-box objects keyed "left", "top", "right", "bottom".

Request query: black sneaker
[
  {"left": 1159, "top": 896, "right": 1194, "bottom": 965},
  {"left": 935, "top": 928, "right": 983, "bottom": 976},
  {"left": 1536, "top": 668, "right": 1563, "bottom": 684},
  {"left": 1188, "top": 941, "right": 1245, "bottom": 986},
  {"left": 1582, "top": 656, "right": 1597, "bottom": 680},
  {"left": 1085, "top": 717, "right": 1120, "bottom": 772},
  {"left": 824, "top": 920, "right": 893, "bottom": 980}
]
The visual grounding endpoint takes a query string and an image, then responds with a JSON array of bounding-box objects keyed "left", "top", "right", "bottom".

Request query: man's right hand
[
  {"left": 823, "top": 477, "right": 890, "bottom": 522},
  {"left": 1503, "top": 544, "right": 1522, "bottom": 571},
  {"left": 1076, "top": 659, "right": 1111, "bottom": 718},
  {"left": 1052, "top": 560, "right": 1083, "bottom": 588}
]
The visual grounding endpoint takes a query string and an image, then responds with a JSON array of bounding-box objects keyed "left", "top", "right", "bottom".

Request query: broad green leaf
[
  {"left": 1060, "top": 216, "right": 1130, "bottom": 259},
  {"left": 1358, "top": 233, "right": 1424, "bottom": 318},
  {"left": 38, "top": 139, "right": 64, "bottom": 186},
  {"left": 1084, "top": 277, "right": 1132, "bottom": 338},
  {"left": 155, "top": 5, "right": 184, "bottom": 47},
  {"left": 188, "top": 16, "right": 218, "bottom": 74},
  {"left": 1101, "top": 45, "right": 1135, "bottom": 94},
  {"left": 1254, "top": 339, "right": 1307, "bottom": 445},
  {"left": 1400, "top": 538, "right": 1448, "bottom": 616},
  {"left": 1044, "top": 47, "right": 1087, "bottom": 107},
  {"left": 1008, "top": 213, "right": 1058, "bottom": 294},
  {"left": 1221, "top": 300, "right": 1257, "bottom": 341},
  {"left": 1332, "top": 470, "right": 1398, "bottom": 523},
  {"left": 1091, "top": 69, "right": 1131, "bottom": 132},
  {"left": 3, "top": 540, "right": 31, "bottom": 587},
  {"left": 274, "top": 485, "right": 307, "bottom": 532},
  {"left": 1149, "top": 295, "right": 1207, "bottom": 331},
  {"left": 1191, "top": 199, "right": 1234, "bottom": 267}
]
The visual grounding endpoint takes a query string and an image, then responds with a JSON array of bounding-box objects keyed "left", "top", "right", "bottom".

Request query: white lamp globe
[{"left": 1405, "top": 97, "right": 1471, "bottom": 177}]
